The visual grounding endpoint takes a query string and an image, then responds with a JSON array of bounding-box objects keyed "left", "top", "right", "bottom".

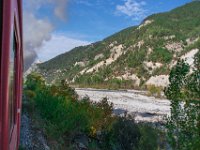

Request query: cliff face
[{"left": 37, "top": 2, "right": 200, "bottom": 89}]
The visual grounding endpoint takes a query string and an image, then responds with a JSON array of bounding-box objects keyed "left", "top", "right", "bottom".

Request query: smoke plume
[{"left": 23, "top": 0, "right": 68, "bottom": 70}]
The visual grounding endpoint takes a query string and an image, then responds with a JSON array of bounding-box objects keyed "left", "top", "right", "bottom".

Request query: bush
[
  {"left": 100, "top": 116, "right": 160, "bottom": 150},
  {"left": 24, "top": 73, "right": 160, "bottom": 149},
  {"left": 147, "top": 85, "right": 163, "bottom": 97},
  {"left": 138, "top": 124, "right": 159, "bottom": 150},
  {"left": 108, "top": 117, "right": 141, "bottom": 150},
  {"left": 24, "top": 73, "right": 115, "bottom": 146}
]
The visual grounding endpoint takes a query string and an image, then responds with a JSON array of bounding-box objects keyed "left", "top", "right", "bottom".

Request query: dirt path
[{"left": 75, "top": 88, "right": 170, "bottom": 122}]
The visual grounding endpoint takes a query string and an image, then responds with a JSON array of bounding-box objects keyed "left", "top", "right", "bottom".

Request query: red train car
[{"left": 0, "top": 0, "right": 23, "bottom": 149}]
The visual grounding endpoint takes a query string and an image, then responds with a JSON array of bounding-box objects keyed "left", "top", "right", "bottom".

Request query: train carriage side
[{"left": 0, "top": 0, "right": 23, "bottom": 150}]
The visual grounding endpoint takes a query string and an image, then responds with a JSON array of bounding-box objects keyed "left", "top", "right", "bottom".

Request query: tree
[{"left": 165, "top": 51, "right": 200, "bottom": 150}]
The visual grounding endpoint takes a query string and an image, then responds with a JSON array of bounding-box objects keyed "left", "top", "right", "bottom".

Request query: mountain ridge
[{"left": 36, "top": 1, "right": 200, "bottom": 89}]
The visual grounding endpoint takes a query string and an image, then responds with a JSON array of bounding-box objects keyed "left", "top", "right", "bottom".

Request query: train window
[{"left": 9, "top": 32, "right": 17, "bottom": 136}]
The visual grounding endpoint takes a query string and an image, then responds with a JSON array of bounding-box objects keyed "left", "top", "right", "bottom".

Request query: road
[{"left": 75, "top": 88, "right": 170, "bottom": 123}]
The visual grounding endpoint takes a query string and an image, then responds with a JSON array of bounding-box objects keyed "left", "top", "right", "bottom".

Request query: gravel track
[{"left": 20, "top": 113, "right": 50, "bottom": 150}]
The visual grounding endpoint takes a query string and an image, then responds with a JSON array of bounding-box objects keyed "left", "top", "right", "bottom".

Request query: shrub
[
  {"left": 100, "top": 116, "right": 160, "bottom": 150},
  {"left": 138, "top": 124, "right": 159, "bottom": 150},
  {"left": 24, "top": 73, "right": 115, "bottom": 146},
  {"left": 147, "top": 85, "right": 163, "bottom": 97},
  {"left": 109, "top": 117, "right": 141, "bottom": 150},
  {"left": 24, "top": 73, "right": 160, "bottom": 149}
]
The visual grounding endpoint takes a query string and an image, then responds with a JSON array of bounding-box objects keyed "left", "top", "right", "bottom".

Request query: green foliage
[
  {"left": 127, "top": 49, "right": 146, "bottom": 67},
  {"left": 138, "top": 124, "right": 159, "bottom": 150},
  {"left": 37, "top": 2, "right": 200, "bottom": 89},
  {"left": 147, "top": 85, "right": 162, "bottom": 98},
  {"left": 24, "top": 73, "right": 114, "bottom": 141},
  {"left": 100, "top": 117, "right": 160, "bottom": 150},
  {"left": 107, "top": 117, "right": 141, "bottom": 150},
  {"left": 165, "top": 60, "right": 190, "bottom": 100},
  {"left": 25, "top": 72, "right": 45, "bottom": 91},
  {"left": 165, "top": 57, "right": 200, "bottom": 150},
  {"left": 24, "top": 73, "right": 160, "bottom": 149},
  {"left": 149, "top": 47, "right": 173, "bottom": 63},
  {"left": 75, "top": 76, "right": 138, "bottom": 90},
  {"left": 152, "top": 65, "right": 170, "bottom": 76}
]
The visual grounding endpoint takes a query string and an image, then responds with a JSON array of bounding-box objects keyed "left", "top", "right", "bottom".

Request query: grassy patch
[{"left": 147, "top": 85, "right": 163, "bottom": 98}]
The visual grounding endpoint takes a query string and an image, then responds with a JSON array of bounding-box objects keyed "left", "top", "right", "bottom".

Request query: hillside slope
[{"left": 37, "top": 2, "right": 200, "bottom": 89}]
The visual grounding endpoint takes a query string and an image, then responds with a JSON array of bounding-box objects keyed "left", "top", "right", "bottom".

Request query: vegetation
[
  {"left": 24, "top": 73, "right": 162, "bottom": 149},
  {"left": 74, "top": 75, "right": 138, "bottom": 90},
  {"left": 127, "top": 49, "right": 146, "bottom": 68},
  {"left": 147, "top": 85, "right": 163, "bottom": 98},
  {"left": 37, "top": 2, "right": 200, "bottom": 90},
  {"left": 148, "top": 47, "right": 173, "bottom": 63},
  {"left": 165, "top": 51, "right": 200, "bottom": 150},
  {"left": 23, "top": 2, "right": 200, "bottom": 149},
  {"left": 24, "top": 51, "right": 200, "bottom": 149}
]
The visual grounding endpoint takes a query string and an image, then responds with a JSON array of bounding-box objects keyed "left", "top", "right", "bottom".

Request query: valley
[
  {"left": 21, "top": 1, "right": 200, "bottom": 149},
  {"left": 37, "top": 1, "right": 200, "bottom": 91}
]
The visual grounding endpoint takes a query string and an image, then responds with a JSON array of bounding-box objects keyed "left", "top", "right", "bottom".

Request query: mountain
[
  {"left": 24, "top": 59, "right": 42, "bottom": 78},
  {"left": 37, "top": 2, "right": 200, "bottom": 89}
]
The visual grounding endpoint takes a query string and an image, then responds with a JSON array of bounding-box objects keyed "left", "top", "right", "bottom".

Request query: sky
[{"left": 23, "top": 0, "right": 192, "bottom": 68}]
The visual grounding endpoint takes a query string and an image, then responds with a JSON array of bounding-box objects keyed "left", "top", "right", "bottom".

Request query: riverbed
[{"left": 75, "top": 88, "right": 170, "bottom": 123}]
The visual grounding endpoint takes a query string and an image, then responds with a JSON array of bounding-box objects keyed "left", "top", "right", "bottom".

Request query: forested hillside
[{"left": 37, "top": 1, "right": 200, "bottom": 89}]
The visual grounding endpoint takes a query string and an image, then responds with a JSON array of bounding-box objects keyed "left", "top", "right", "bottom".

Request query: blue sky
[
  {"left": 57, "top": 0, "right": 192, "bottom": 42},
  {"left": 23, "top": 0, "right": 192, "bottom": 63}
]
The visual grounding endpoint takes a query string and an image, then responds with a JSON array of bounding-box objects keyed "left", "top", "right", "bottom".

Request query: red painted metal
[{"left": 0, "top": 0, "right": 23, "bottom": 150}]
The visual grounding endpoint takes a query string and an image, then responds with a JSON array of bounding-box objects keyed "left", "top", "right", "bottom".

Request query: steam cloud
[
  {"left": 23, "top": 13, "right": 53, "bottom": 70},
  {"left": 23, "top": 0, "right": 68, "bottom": 70},
  {"left": 53, "top": 0, "right": 68, "bottom": 21}
]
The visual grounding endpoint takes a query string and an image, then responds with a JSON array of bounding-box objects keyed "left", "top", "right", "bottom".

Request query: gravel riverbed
[{"left": 75, "top": 88, "right": 171, "bottom": 123}]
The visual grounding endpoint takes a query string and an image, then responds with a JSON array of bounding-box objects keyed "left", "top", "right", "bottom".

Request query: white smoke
[
  {"left": 23, "top": 13, "right": 53, "bottom": 70},
  {"left": 23, "top": 0, "right": 68, "bottom": 20},
  {"left": 23, "top": 0, "right": 68, "bottom": 70},
  {"left": 53, "top": 0, "right": 68, "bottom": 21}
]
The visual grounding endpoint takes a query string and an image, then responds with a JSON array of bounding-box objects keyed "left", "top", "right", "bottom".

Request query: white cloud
[
  {"left": 36, "top": 34, "right": 90, "bottom": 61},
  {"left": 116, "top": 0, "right": 147, "bottom": 20}
]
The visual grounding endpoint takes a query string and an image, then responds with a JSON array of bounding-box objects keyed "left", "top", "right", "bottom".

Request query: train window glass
[{"left": 9, "top": 32, "right": 16, "bottom": 135}]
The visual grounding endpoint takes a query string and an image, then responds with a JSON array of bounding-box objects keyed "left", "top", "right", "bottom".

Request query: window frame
[
  {"left": 9, "top": 31, "right": 18, "bottom": 139},
  {"left": 9, "top": 15, "right": 21, "bottom": 149},
  {"left": 0, "top": 0, "right": 3, "bottom": 146},
  {"left": 0, "top": 0, "right": 23, "bottom": 149}
]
